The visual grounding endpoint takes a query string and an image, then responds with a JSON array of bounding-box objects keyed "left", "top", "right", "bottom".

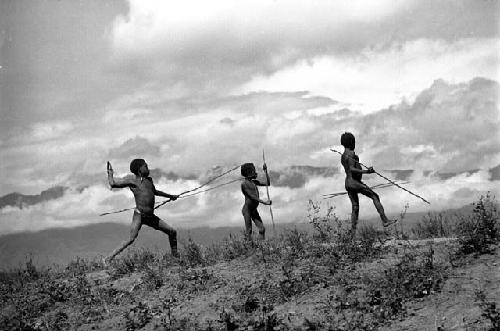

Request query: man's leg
[
  {"left": 156, "top": 218, "right": 179, "bottom": 258},
  {"left": 347, "top": 191, "right": 359, "bottom": 239},
  {"left": 250, "top": 209, "right": 265, "bottom": 240},
  {"left": 242, "top": 206, "right": 253, "bottom": 239},
  {"left": 106, "top": 212, "right": 142, "bottom": 262},
  {"left": 358, "top": 187, "right": 395, "bottom": 226}
]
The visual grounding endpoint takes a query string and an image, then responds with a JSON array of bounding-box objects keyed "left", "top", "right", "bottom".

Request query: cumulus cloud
[
  {"left": 108, "top": 136, "right": 161, "bottom": 160},
  {"left": 30, "top": 120, "right": 74, "bottom": 141},
  {"left": 242, "top": 38, "right": 499, "bottom": 112},
  {"left": 109, "top": 0, "right": 410, "bottom": 93},
  {"left": 356, "top": 78, "right": 500, "bottom": 172}
]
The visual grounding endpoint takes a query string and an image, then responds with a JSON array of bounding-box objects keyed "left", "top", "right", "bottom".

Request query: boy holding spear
[
  {"left": 105, "top": 159, "right": 180, "bottom": 262},
  {"left": 339, "top": 132, "right": 397, "bottom": 239},
  {"left": 240, "top": 162, "right": 272, "bottom": 240}
]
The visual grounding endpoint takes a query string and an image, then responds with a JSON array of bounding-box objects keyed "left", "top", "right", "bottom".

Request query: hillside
[
  {"left": 0, "top": 194, "right": 498, "bottom": 330},
  {"left": 0, "top": 205, "right": 474, "bottom": 270}
]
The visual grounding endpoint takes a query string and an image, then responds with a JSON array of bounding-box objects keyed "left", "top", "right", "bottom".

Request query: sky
[{"left": 0, "top": 0, "right": 499, "bottom": 235}]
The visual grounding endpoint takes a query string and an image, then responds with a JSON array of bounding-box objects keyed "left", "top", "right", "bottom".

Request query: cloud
[
  {"left": 219, "top": 117, "right": 235, "bottom": 126},
  {"left": 30, "top": 120, "right": 74, "bottom": 141},
  {"left": 109, "top": 1, "right": 498, "bottom": 99},
  {"left": 356, "top": 78, "right": 500, "bottom": 173},
  {"left": 489, "top": 164, "right": 500, "bottom": 181},
  {"left": 242, "top": 38, "right": 499, "bottom": 112},
  {"left": 108, "top": 0, "right": 412, "bottom": 93},
  {"left": 103, "top": 108, "right": 153, "bottom": 123},
  {"left": 271, "top": 166, "right": 338, "bottom": 189},
  {"left": 1, "top": 162, "right": 499, "bottom": 235},
  {"left": 107, "top": 136, "right": 161, "bottom": 160}
]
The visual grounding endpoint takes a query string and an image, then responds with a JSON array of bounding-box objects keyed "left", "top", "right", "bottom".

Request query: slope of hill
[{"left": 0, "top": 204, "right": 476, "bottom": 270}]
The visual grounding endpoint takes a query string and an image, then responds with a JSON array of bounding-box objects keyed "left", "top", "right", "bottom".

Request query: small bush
[
  {"left": 182, "top": 238, "right": 205, "bottom": 267},
  {"left": 210, "top": 233, "right": 255, "bottom": 262},
  {"left": 283, "top": 227, "right": 309, "bottom": 254},
  {"left": 125, "top": 301, "right": 152, "bottom": 331},
  {"left": 308, "top": 200, "right": 336, "bottom": 242},
  {"left": 366, "top": 249, "right": 445, "bottom": 321},
  {"left": 475, "top": 289, "right": 500, "bottom": 331},
  {"left": 110, "top": 249, "right": 156, "bottom": 278},
  {"left": 143, "top": 265, "right": 164, "bottom": 290},
  {"left": 357, "top": 224, "right": 382, "bottom": 250},
  {"left": 412, "top": 212, "right": 455, "bottom": 239},
  {"left": 457, "top": 193, "right": 499, "bottom": 255}
]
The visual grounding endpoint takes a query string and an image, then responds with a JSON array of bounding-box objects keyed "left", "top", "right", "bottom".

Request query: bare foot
[{"left": 383, "top": 219, "right": 398, "bottom": 227}]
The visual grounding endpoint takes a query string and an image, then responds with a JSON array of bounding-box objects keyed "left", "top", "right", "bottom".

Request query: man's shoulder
[
  {"left": 241, "top": 179, "right": 254, "bottom": 188},
  {"left": 342, "top": 150, "right": 356, "bottom": 160}
]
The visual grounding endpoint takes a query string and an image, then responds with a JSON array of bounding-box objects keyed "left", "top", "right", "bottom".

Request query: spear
[
  {"left": 262, "top": 149, "right": 276, "bottom": 235},
  {"left": 330, "top": 148, "right": 431, "bottom": 205}
]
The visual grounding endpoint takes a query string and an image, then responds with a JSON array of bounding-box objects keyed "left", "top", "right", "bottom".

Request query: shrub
[
  {"left": 110, "top": 249, "right": 156, "bottom": 278},
  {"left": 357, "top": 224, "right": 382, "bottom": 250},
  {"left": 457, "top": 193, "right": 499, "bottom": 255},
  {"left": 283, "top": 227, "right": 309, "bottom": 254},
  {"left": 411, "top": 212, "right": 455, "bottom": 239},
  {"left": 365, "top": 249, "right": 445, "bottom": 321},
  {"left": 475, "top": 289, "right": 500, "bottom": 331},
  {"left": 209, "top": 233, "right": 255, "bottom": 262},
  {"left": 181, "top": 237, "right": 205, "bottom": 267},
  {"left": 143, "top": 265, "right": 164, "bottom": 290},
  {"left": 125, "top": 301, "right": 152, "bottom": 331},
  {"left": 308, "top": 200, "right": 336, "bottom": 242}
]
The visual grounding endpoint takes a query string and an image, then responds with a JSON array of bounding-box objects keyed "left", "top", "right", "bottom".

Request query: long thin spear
[
  {"left": 262, "top": 149, "right": 276, "bottom": 235},
  {"left": 330, "top": 148, "right": 430, "bottom": 205}
]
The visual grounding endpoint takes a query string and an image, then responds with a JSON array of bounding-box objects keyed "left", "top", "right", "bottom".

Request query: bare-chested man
[
  {"left": 240, "top": 163, "right": 272, "bottom": 240},
  {"left": 105, "top": 159, "right": 180, "bottom": 262},
  {"left": 340, "top": 132, "right": 397, "bottom": 239}
]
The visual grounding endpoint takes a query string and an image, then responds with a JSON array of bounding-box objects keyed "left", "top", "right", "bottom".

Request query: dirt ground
[
  {"left": 2, "top": 238, "right": 499, "bottom": 330},
  {"left": 382, "top": 245, "right": 500, "bottom": 331}
]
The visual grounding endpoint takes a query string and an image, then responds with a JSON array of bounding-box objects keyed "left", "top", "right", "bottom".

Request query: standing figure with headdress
[
  {"left": 340, "top": 132, "right": 397, "bottom": 239},
  {"left": 240, "top": 162, "right": 272, "bottom": 240}
]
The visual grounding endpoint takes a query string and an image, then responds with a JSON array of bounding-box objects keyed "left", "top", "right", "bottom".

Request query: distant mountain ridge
[
  {"left": 0, "top": 186, "right": 67, "bottom": 209},
  {"left": 1, "top": 164, "right": 498, "bottom": 210}
]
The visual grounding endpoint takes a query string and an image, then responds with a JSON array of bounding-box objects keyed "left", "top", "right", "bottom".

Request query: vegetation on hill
[{"left": 0, "top": 194, "right": 498, "bottom": 330}]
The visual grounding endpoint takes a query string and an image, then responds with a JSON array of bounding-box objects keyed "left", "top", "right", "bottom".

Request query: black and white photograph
[{"left": 0, "top": 0, "right": 499, "bottom": 329}]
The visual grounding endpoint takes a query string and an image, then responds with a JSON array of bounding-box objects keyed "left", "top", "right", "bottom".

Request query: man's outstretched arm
[
  {"left": 153, "top": 186, "right": 179, "bottom": 200},
  {"left": 107, "top": 162, "right": 135, "bottom": 188}
]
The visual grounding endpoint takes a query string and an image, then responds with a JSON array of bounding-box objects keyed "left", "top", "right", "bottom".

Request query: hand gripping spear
[
  {"left": 330, "top": 148, "right": 431, "bottom": 205},
  {"left": 262, "top": 149, "right": 276, "bottom": 235}
]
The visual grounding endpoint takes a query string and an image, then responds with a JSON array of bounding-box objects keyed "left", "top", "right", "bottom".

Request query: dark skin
[
  {"left": 341, "top": 142, "right": 396, "bottom": 239},
  {"left": 241, "top": 163, "right": 272, "bottom": 207},
  {"left": 107, "top": 162, "right": 178, "bottom": 213},
  {"left": 105, "top": 161, "right": 179, "bottom": 262},
  {"left": 241, "top": 163, "right": 271, "bottom": 240}
]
